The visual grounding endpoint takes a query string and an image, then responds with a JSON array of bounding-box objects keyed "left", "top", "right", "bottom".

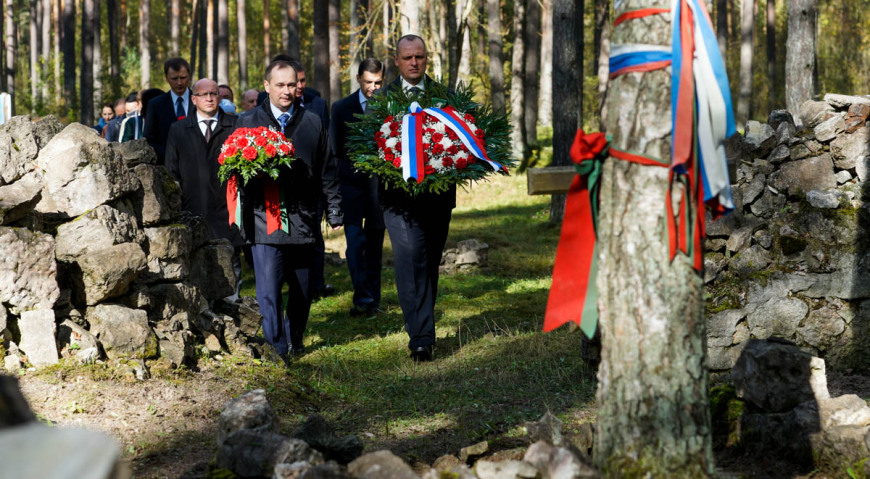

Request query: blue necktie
[
  {"left": 278, "top": 113, "right": 290, "bottom": 134},
  {"left": 175, "top": 97, "right": 185, "bottom": 118}
]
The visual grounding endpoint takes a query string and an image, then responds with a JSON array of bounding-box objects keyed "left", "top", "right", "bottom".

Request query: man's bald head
[
  {"left": 192, "top": 78, "right": 220, "bottom": 117},
  {"left": 242, "top": 89, "right": 259, "bottom": 111}
]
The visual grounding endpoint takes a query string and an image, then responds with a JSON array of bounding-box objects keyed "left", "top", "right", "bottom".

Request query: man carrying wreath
[
  {"left": 234, "top": 59, "right": 343, "bottom": 360},
  {"left": 377, "top": 35, "right": 456, "bottom": 362}
]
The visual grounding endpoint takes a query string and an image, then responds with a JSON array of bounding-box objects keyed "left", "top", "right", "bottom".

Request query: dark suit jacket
[
  {"left": 377, "top": 76, "right": 457, "bottom": 214},
  {"left": 144, "top": 90, "right": 195, "bottom": 164},
  {"left": 330, "top": 89, "right": 382, "bottom": 228},
  {"left": 164, "top": 111, "right": 242, "bottom": 246},
  {"left": 256, "top": 89, "right": 329, "bottom": 129},
  {"left": 233, "top": 101, "right": 342, "bottom": 245}
]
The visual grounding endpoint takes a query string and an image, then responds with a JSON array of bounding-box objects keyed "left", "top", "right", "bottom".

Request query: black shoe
[
  {"left": 410, "top": 345, "right": 434, "bottom": 362},
  {"left": 349, "top": 305, "right": 368, "bottom": 317},
  {"left": 312, "top": 284, "right": 336, "bottom": 300},
  {"left": 290, "top": 346, "right": 306, "bottom": 357}
]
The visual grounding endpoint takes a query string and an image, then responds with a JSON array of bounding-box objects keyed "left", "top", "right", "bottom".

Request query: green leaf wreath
[{"left": 346, "top": 80, "right": 514, "bottom": 195}]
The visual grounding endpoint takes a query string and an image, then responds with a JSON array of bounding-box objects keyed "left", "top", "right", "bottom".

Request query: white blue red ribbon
[{"left": 400, "top": 101, "right": 504, "bottom": 183}]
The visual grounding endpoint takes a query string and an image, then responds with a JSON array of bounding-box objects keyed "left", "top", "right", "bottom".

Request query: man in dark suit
[
  {"left": 330, "top": 58, "right": 386, "bottom": 318},
  {"left": 144, "top": 57, "right": 194, "bottom": 164},
  {"left": 378, "top": 35, "right": 457, "bottom": 362},
  {"left": 164, "top": 78, "right": 244, "bottom": 300},
  {"left": 234, "top": 59, "right": 342, "bottom": 359}
]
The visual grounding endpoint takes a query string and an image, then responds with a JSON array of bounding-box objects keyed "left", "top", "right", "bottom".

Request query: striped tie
[{"left": 278, "top": 113, "right": 290, "bottom": 134}]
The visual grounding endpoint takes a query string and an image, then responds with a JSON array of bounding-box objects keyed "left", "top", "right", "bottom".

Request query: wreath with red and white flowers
[{"left": 217, "top": 126, "right": 296, "bottom": 185}]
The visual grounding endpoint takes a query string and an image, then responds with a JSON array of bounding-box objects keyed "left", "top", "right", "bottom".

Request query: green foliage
[
  {"left": 347, "top": 81, "right": 514, "bottom": 195},
  {"left": 709, "top": 384, "right": 745, "bottom": 450}
]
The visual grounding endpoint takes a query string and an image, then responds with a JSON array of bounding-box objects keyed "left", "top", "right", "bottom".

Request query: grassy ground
[{"left": 227, "top": 171, "right": 597, "bottom": 463}]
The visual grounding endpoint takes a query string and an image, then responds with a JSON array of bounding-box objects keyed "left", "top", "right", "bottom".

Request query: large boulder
[
  {"left": 347, "top": 451, "right": 418, "bottom": 479},
  {"left": 217, "top": 430, "right": 324, "bottom": 478},
  {"left": 189, "top": 240, "right": 236, "bottom": 303},
  {"left": 86, "top": 304, "right": 158, "bottom": 359},
  {"left": 772, "top": 155, "right": 837, "bottom": 197},
  {"left": 144, "top": 282, "right": 209, "bottom": 326},
  {"left": 76, "top": 242, "right": 147, "bottom": 305},
  {"left": 292, "top": 414, "right": 364, "bottom": 465},
  {"left": 34, "top": 123, "right": 138, "bottom": 218},
  {"left": 742, "top": 121, "right": 777, "bottom": 158},
  {"left": 17, "top": 309, "right": 59, "bottom": 367},
  {"left": 0, "top": 115, "right": 63, "bottom": 186},
  {"left": 829, "top": 126, "right": 870, "bottom": 168},
  {"left": 132, "top": 164, "right": 180, "bottom": 226},
  {"left": 55, "top": 204, "right": 143, "bottom": 262},
  {"left": 0, "top": 174, "right": 42, "bottom": 226},
  {"left": 799, "top": 100, "right": 835, "bottom": 128},
  {"left": 732, "top": 339, "right": 816, "bottom": 413},
  {"left": 112, "top": 138, "right": 156, "bottom": 168},
  {"left": 0, "top": 227, "right": 59, "bottom": 313},
  {"left": 143, "top": 225, "right": 191, "bottom": 281},
  {"left": 217, "top": 389, "right": 278, "bottom": 447}
]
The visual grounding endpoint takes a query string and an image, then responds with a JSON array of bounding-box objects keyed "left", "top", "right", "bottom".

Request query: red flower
[
  {"left": 264, "top": 144, "right": 278, "bottom": 157},
  {"left": 375, "top": 131, "right": 384, "bottom": 140},
  {"left": 267, "top": 131, "right": 280, "bottom": 142},
  {"left": 431, "top": 133, "right": 443, "bottom": 143},
  {"left": 447, "top": 145, "right": 459, "bottom": 155},
  {"left": 390, "top": 129, "right": 399, "bottom": 138},
  {"left": 442, "top": 157, "right": 454, "bottom": 168},
  {"left": 447, "top": 130, "right": 458, "bottom": 141},
  {"left": 279, "top": 143, "right": 291, "bottom": 155},
  {"left": 288, "top": 145, "right": 295, "bottom": 156},
  {"left": 242, "top": 146, "right": 258, "bottom": 160},
  {"left": 385, "top": 115, "right": 394, "bottom": 123},
  {"left": 391, "top": 158, "right": 402, "bottom": 168},
  {"left": 464, "top": 114, "right": 475, "bottom": 123},
  {"left": 218, "top": 153, "right": 225, "bottom": 165},
  {"left": 384, "top": 152, "right": 395, "bottom": 162},
  {"left": 389, "top": 121, "right": 400, "bottom": 131},
  {"left": 456, "top": 157, "right": 468, "bottom": 169},
  {"left": 255, "top": 135, "right": 268, "bottom": 147},
  {"left": 424, "top": 165, "right": 435, "bottom": 175},
  {"left": 475, "top": 129, "right": 485, "bottom": 139},
  {"left": 236, "top": 137, "right": 250, "bottom": 148},
  {"left": 468, "top": 157, "right": 477, "bottom": 164},
  {"left": 395, "top": 142, "right": 402, "bottom": 152},
  {"left": 432, "top": 143, "right": 445, "bottom": 155},
  {"left": 225, "top": 145, "right": 238, "bottom": 158}
]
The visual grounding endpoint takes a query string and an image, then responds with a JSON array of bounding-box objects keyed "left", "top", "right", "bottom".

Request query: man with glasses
[
  {"left": 144, "top": 57, "right": 194, "bottom": 164},
  {"left": 233, "top": 60, "right": 343, "bottom": 361},
  {"left": 164, "top": 78, "right": 244, "bottom": 301}
]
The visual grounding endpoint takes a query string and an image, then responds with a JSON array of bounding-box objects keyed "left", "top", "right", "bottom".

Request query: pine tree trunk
[
  {"left": 349, "top": 0, "right": 361, "bottom": 81},
  {"left": 716, "top": 0, "right": 727, "bottom": 58},
  {"left": 446, "top": 0, "right": 459, "bottom": 88},
  {"left": 217, "top": 0, "right": 228, "bottom": 85},
  {"left": 766, "top": 0, "right": 774, "bottom": 106},
  {"left": 281, "top": 0, "right": 288, "bottom": 54},
  {"left": 457, "top": 0, "right": 471, "bottom": 83},
  {"left": 509, "top": 0, "right": 525, "bottom": 162},
  {"left": 191, "top": 0, "right": 200, "bottom": 76},
  {"left": 199, "top": 0, "right": 208, "bottom": 77},
  {"left": 206, "top": 0, "right": 214, "bottom": 78},
  {"left": 785, "top": 0, "right": 815, "bottom": 115},
  {"left": 62, "top": 0, "right": 75, "bottom": 112},
  {"left": 0, "top": 0, "right": 5, "bottom": 93},
  {"left": 80, "top": 0, "right": 94, "bottom": 123},
  {"left": 108, "top": 0, "right": 120, "bottom": 97},
  {"left": 29, "top": 0, "right": 38, "bottom": 111},
  {"left": 736, "top": 0, "right": 753, "bottom": 127},
  {"left": 4, "top": 0, "right": 11, "bottom": 101},
  {"left": 170, "top": 0, "right": 180, "bottom": 55},
  {"left": 549, "top": 0, "right": 582, "bottom": 223},
  {"left": 486, "top": 0, "right": 505, "bottom": 115},
  {"left": 400, "top": 0, "right": 418, "bottom": 34},
  {"left": 523, "top": 0, "right": 541, "bottom": 153},
  {"left": 263, "top": 0, "right": 270, "bottom": 64},
  {"left": 54, "top": 0, "right": 60, "bottom": 101},
  {"left": 539, "top": 0, "right": 553, "bottom": 127},
  {"left": 287, "top": 0, "right": 299, "bottom": 60},
  {"left": 140, "top": 0, "right": 150, "bottom": 87},
  {"left": 328, "top": 0, "right": 339, "bottom": 104},
  {"left": 93, "top": 0, "right": 101, "bottom": 113},
  {"left": 237, "top": 0, "right": 247, "bottom": 90},
  {"left": 313, "top": 0, "right": 328, "bottom": 98},
  {"left": 595, "top": 1, "right": 714, "bottom": 474}
]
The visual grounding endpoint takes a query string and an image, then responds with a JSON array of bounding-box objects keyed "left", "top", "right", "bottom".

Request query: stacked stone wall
[
  {"left": 706, "top": 94, "right": 870, "bottom": 373},
  {"left": 0, "top": 118, "right": 266, "bottom": 373}
]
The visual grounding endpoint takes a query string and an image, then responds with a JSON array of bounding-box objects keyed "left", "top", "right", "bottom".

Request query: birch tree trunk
[
  {"left": 140, "top": 0, "right": 150, "bottom": 87},
  {"left": 217, "top": 0, "right": 228, "bottom": 85},
  {"left": 595, "top": 1, "right": 714, "bottom": 474},
  {"left": 736, "top": 0, "right": 753, "bottom": 127},
  {"left": 29, "top": 0, "right": 38, "bottom": 110},
  {"left": 80, "top": 0, "right": 94, "bottom": 123},
  {"left": 509, "top": 0, "right": 526, "bottom": 162},
  {"left": 41, "top": 0, "right": 49, "bottom": 99},
  {"left": 785, "top": 0, "right": 815, "bottom": 115},
  {"left": 54, "top": 0, "right": 60, "bottom": 101},
  {"left": 313, "top": 0, "right": 329, "bottom": 98},
  {"left": 457, "top": 0, "right": 471, "bottom": 83},
  {"left": 264, "top": 0, "right": 270, "bottom": 64},
  {"left": 206, "top": 0, "right": 214, "bottom": 78},
  {"left": 328, "top": 0, "right": 340, "bottom": 103},
  {"left": 191, "top": 0, "right": 200, "bottom": 75},
  {"left": 287, "top": 0, "right": 300, "bottom": 60},
  {"left": 486, "top": 0, "right": 504, "bottom": 115},
  {"left": 539, "top": 0, "right": 553, "bottom": 127},
  {"left": 523, "top": 0, "right": 541, "bottom": 154},
  {"left": 237, "top": 0, "right": 247, "bottom": 90},
  {"left": 349, "top": 0, "right": 362, "bottom": 81},
  {"left": 595, "top": 0, "right": 610, "bottom": 130},
  {"left": 62, "top": 0, "right": 75, "bottom": 111},
  {"left": 428, "top": 0, "right": 443, "bottom": 80},
  {"left": 400, "top": 0, "right": 418, "bottom": 35},
  {"left": 550, "top": 0, "right": 582, "bottom": 223},
  {"left": 0, "top": 0, "right": 4, "bottom": 93},
  {"left": 170, "top": 0, "right": 180, "bottom": 55},
  {"left": 4, "top": 0, "right": 12, "bottom": 103},
  {"left": 766, "top": 0, "right": 774, "bottom": 106},
  {"left": 93, "top": 0, "right": 101, "bottom": 115}
]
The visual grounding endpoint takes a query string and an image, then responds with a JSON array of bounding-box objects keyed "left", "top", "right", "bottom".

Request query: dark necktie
[
  {"left": 175, "top": 97, "right": 185, "bottom": 118},
  {"left": 277, "top": 113, "right": 290, "bottom": 134},
  {"left": 203, "top": 119, "right": 214, "bottom": 143},
  {"left": 408, "top": 87, "right": 423, "bottom": 96}
]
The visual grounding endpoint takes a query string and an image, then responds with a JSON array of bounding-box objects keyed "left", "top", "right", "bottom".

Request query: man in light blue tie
[
  {"left": 143, "top": 57, "right": 193, "bottom": 165},
  {"left": 233, "top": 60, "right": 343, "bottom": 362}
]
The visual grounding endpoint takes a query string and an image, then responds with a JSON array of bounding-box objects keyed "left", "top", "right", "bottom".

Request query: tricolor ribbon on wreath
[
  {"left": 401, "top": 101, "right": 507, "bottom": 183},
  {"left": 226, "top": 176, "right": 291, "bottom": 235},
  {"left": 544, "top": 0, "right": 736, "bottom": 338}
]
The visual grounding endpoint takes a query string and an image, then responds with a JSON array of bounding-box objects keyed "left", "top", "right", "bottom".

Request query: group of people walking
[{"left": 133, "top": 34, "right": 452, "bottom": 363}]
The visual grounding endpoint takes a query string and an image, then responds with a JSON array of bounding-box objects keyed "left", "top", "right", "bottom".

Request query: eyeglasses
[{"left": 193, "top": 92, "right": 220, "bottom": 98}]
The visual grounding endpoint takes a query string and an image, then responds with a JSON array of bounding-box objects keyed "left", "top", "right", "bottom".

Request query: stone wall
[
  {"left": 0, "top": 117, "right": 264, "bottom": 373},
  {"left": 705, "top": 93, "right": 870, "bottom": 372}
]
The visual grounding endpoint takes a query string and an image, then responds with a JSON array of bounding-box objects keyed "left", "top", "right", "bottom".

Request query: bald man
[
  {"left": 165, "top": 78, "right": 244, "bottom": 302},
  {"left": 241, "top": 89, "right": 260, "bottom": 112}
]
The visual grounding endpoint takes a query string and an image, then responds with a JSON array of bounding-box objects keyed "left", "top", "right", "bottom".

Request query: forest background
[{"left": 0, "top": 0, "right": 862, "bottom": 158}]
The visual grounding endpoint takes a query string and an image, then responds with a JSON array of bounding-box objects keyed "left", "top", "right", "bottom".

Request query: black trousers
[
  {"left": 251, "top": 243, "right": 313, "bottom": 354},
  {"left": 383, "top": 206, "right": 452, "bottom": 350}
]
